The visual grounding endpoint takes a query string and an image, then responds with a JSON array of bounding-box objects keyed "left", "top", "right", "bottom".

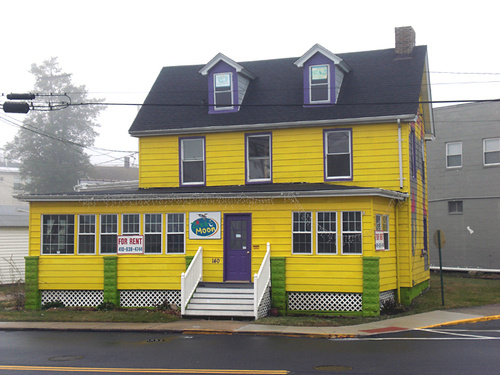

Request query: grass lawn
[{"left": 1, "top": 271, "right": 499, "bottom": 326}]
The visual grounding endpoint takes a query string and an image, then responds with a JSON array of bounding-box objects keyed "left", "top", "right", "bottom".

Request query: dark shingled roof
[{"left": 129, "top": 46, "right": 428, "bottom": 134}]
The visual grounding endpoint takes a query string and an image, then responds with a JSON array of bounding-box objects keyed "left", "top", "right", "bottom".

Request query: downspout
[
  {"left": 398, "top": 119, "right": 404, "bottom": 189},
  {"left": 396, "top": 118, "right": 403, "bottom": 303}
]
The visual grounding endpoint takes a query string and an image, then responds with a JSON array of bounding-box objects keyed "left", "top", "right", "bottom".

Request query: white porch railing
[
  {"left": 253, "top": 242, "right": 271, "bottom": 319},
  {"left": 180, "top": 246, "right": 203, "bottom": 315}
]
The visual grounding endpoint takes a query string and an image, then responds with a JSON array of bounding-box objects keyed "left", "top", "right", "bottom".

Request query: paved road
[{"left": 1, "top": 320, "right": 500, "bottom": 374}]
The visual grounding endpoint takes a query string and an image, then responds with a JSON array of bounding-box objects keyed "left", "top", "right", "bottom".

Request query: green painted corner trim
[
  {"left": 24, "top": 256, "right": 40, "bottom": 310},
  {"left": 400, "top": 279, "right": 430, "bottom": 306},
  {"left": 185, "top": 256, "right": 194, "bottom": 270},
  {"left": 103, "top": 256, "right": 119, "bottom": 306},
  {"left": 270, "top": 257, "right": 287, "bottom": 315},
  {"left": 362, "top": 256, "right": 380, "bottom": 317}
]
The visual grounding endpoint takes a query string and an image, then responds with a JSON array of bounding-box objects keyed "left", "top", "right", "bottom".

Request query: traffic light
[
  {"left": 3, "top": 101, "right": 30, "bottom": 113},
  {"left": 7, "top": 93, "right": 36, "bottom": 100},
  {"left": 2, "top": 93, "right": 34, "bottom": 113}
]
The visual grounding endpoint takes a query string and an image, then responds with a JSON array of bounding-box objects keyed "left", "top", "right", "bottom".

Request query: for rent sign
[{"left": 117, "top": 235, "right": 144, "bottom": 254}]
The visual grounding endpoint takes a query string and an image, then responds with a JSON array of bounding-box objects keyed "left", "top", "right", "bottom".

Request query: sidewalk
[{"left": 1, "top": 305, "right": 500, "bottom": 339}]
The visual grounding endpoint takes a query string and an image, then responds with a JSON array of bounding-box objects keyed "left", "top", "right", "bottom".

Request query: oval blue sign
[{"left": 191, "top": 217, "right": 219, "bottom": 237}]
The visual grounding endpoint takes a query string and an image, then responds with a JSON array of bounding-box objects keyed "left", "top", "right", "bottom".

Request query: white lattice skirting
[
  {"left": 288, "top": 292, "right": 362, "bottom": 312},
  {"left": 380, "top": 290, "right": 396, "bottom": 308},
  {"left": 120, "top": 290, "right": 181, "bottom": 307},
  {"left": 257, "top": 286, "right": 271, "bottom": 319},
  {"left": 41, "top": 290, "right": 103, "bottom": 307},
  {"left": 40, "top": 290, "right": 182, "bottom": 308}
]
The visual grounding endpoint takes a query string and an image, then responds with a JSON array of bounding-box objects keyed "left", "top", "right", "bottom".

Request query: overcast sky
[{"left": 1, "top": 0, "right": 499, "bottom": 166}]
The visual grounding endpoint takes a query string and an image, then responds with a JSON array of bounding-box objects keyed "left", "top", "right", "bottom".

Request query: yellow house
[{"left": 23, "top": 27, "right": 434, "bottom": 318}]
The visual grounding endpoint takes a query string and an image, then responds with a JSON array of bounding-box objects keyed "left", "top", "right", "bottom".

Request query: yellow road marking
[{"left": 0, "top": 365, "right": 289, "bottom": 374}]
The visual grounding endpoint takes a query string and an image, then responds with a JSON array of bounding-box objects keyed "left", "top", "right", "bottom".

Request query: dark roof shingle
[{"left": 129, "top": 46, "right": 427, "bottom": 134}]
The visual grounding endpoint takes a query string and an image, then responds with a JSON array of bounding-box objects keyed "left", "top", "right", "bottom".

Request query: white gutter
[
  {"left": 397, "top": 119, "right": 404, "bottom": 189},
  {"left": 130, "top": 114, "right": 418, "bottom": 137},
  {"left": 20, "top": 188, "right": 408, "bottom": 203}
]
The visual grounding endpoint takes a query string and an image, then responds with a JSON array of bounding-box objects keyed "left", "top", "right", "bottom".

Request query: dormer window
[
  {"left": 199, "top": 53, "right": 257, "bottom": 114},
  {"left": 310, "top": 65, "right": 330, "bottom": 103},
  {"left": 294, "top": 44, "right": 351, "bottom": 107},
  {"left": 214, "top": 72, "right": 233, "bottom": 109}
]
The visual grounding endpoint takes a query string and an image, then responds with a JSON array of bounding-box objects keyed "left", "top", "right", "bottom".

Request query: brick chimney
[{"left": 395, "top": 26, "right": 416, "bottom": 55}]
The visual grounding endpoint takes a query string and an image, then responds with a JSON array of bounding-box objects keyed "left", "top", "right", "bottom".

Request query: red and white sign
[
  {"left": 375, "top": 231, "right": 385, "bottom": 251},
  {"left": 117, "top": 235, "right": 144, "bottom": 254}
]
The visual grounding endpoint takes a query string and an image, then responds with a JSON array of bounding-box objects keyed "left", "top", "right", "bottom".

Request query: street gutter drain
[
  {"left": 314, "top": 365, "right": 353, "bottom": 371},
  {"left": 49, "top": 355, "right": 83, "bottom": 362},
  {"left": 146, "top": 338, "right": 164, "bottom": 343}
]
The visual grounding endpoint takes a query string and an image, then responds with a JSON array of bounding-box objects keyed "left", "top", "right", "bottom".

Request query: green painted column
[
  {"left": 362, "top": 256, "right": 380, "bottom": 317},
  {"left": 24, "top": 256, "right": 40, "bottom": 310},
  {"left": 103, "top": 256, "right": 119, "bottom": 306},
  {"left": 270, "top": 257, "right": 286, "bottom": 315}
]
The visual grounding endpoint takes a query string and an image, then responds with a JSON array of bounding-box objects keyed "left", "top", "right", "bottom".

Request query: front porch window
[
  {"left": 342, "top": 211, "right": 362, "bottom": 254},
  {"left": 78, "top": 214, "right": 96, "bottom": 254},
  {"left": 42, "top": 215, "right": 75, "bottom": 255},
  {"left": 292, "top": 211, "right": 312, "bottom": 254}
]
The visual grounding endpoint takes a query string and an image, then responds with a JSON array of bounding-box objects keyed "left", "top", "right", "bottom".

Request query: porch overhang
[{"left": 20, "top": 183, "right": 408, "bottom": 203}]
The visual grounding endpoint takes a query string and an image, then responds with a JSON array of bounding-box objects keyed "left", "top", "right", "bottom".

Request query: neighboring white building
[{"left": 0, "top": 205, "right": 28, "bottom": 283}]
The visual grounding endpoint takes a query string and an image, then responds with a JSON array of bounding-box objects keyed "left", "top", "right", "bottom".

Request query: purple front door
[{"left": 224, "top": 214, "right": 251, "bottom": 281}]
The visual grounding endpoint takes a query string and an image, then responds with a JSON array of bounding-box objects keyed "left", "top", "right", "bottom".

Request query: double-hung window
[
  {"left": 166, "top": 213, "right": 185, "bottom": 253},
  {"left": 317, "top": 212, "right": 337, "bottom": 254},
  {"left": 246, "top": 133, "right": 272, "bottom": 183},
  {"left": 122, "top": 214, "right": 140, "bottom": 235},
  {"left": 484, "top": 138, "right": 500, "bottom": 166},
  {"left": 324, "top": 129, "right": 352, "bottom": 179},
  {"left": 144, "top": 214, "right": 162, "bottom": 254},
  {"left": 375, "top": 214, "right": 389, "bottom": 251},
  {"left": 448, "top": 200, "right": 463, "bottom": 214},
  {"left": 342, "top": 211, "right": 362, "bottom": 254},
  {"left": 41, "top": 215, "right": 75, "bottom": 255},
  {"left": 180, "top": 137, "right": 205, "bottom": 186},
  {"left": 214, "top": 72, "right": 233, "bottom": 109},
  {"left": 310, "top": 65, "right": 329, "bottom": 103},
  {"left": 446, "top": 142, "right": 462, "bottom": 168},
  {"left": 100, "top": 214, "right": 118, "bottom": 254},
  {"left": 78, "top": 214, "right": 96, "bottom": 254},
  {"left": 292, "top": 212, "right": 312, "bottom": 254}
]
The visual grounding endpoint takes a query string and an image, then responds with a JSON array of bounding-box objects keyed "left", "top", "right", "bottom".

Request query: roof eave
[{"left": 129, "top": 114, "right": 418, "bottom": 137}]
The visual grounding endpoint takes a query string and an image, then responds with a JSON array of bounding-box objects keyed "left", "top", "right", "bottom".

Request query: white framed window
[
  {"left": 446, "top": 142, "right": 462, "bottom": 168},
  {"left": 214, "top": 72, "right": 233, "bottom": 109},
  {"left": 317, "top": 212, "right": 337, "bottom": 254},
  {"left": 144, "top": 214, "right": 162, "bottom": 254},
  {"left": 484, "top": 138, "right": 500, "bottom": 166},
  {"left": 246, "top": 133, "right": 272, "bottom": 183},
  {"left": 341, "top": 211, "right": 362, "bottom": 254},
  {"left": 166, "top": 213, "right": 185, "bottom": 254},
  {"left": 292, "top": 212, "right": 312, "bottom": 254},
  {"left": 324, "top": 129, "right": 352, "bottom": 179},
  {"left": 180, "top": 137, "right": 205, "bottom": 186},
  {"left": 310, "top": 64, "right": 330, "bottom": 103},
  {"left": 448, "top": 200, "right": 463, "bottom": 214},
  {"left": 375, "top": 214, "right": 389, "bottom": 251},
  {"left": 122, "top": 213, "right": 140, "bottom": 235},
  {"left": 100, "top": 214, "right": 118, "bottom": 254},
  {"left": 78, "top": 214, "right": 96, "bottom": 254},
  {"left": 41, "top": 215, "right": 75, "bottom": 255}
]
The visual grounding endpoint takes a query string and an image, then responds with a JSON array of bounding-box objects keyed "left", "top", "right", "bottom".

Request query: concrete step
[
  {"left": 183, "top": 309, "right": 254, "bottom": 317},
  {"left": 193, "top": 292, "right": 253, "bottom": 299},
  {"left": 195, "top": 287, "right": 253, "bottom": 295},
  {"left": 188, "top": 303, "right": 253, "bottom": 311}
]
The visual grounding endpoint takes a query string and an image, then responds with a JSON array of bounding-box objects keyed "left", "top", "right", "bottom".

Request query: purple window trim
[
  {"left": 323, "top": 128, "right": 353, "bottom": 182},
  {"left": 244, "top": 132, "right": 273, "bottom": 185},
  {"left": 207, "top": 63, "right": 239, "bottom": 114},
  {"left": 410, "top": 128, "right": 417, "bottom": 180},
  {"left": 302, "top": 55, "right": 336, "bottom": 106},
  {"left": 178, "top": 136, "right": 206, "bottom": 187}
]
